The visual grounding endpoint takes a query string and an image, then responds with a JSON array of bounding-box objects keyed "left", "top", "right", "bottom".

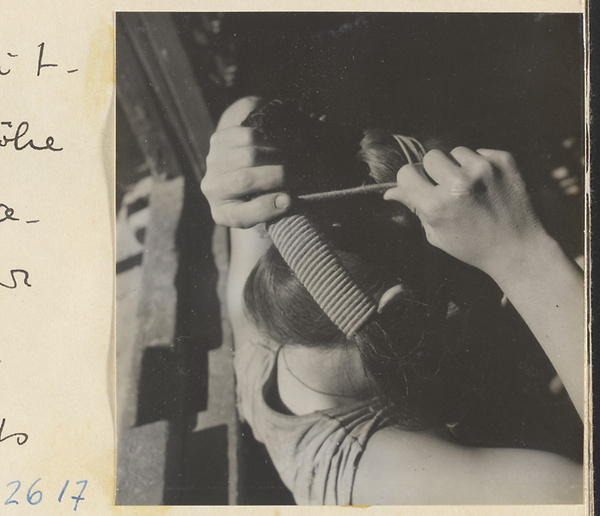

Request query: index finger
[
  {"left": 422, "top": 149, "right": 465, "bottom": 188},
  {"left": 383, "top": 164, "right": 437, "bottom": 214}
]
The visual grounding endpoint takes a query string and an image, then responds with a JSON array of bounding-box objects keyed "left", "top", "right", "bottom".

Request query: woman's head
[{"left": 242, "top": 99, "right": 467, "bottom": 428}]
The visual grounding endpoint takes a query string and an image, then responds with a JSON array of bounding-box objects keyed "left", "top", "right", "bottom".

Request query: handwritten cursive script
[
  {"left": 0, "top": 269, "right": 31, "bottom": 289},
  {"left": 1, "top": 43, "right": 79, "bottom": 77},
  {"left": 0, "top": 121, "right": 62, "bottom": 151},
  {"left": 0, "top": 418, "right": 28, "bottom": 445},
  {"left": 0, "top": 203, "right": 39, "bottom": 224}
]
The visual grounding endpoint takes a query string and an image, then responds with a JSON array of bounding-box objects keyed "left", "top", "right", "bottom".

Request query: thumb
[{"left": 383, "top": 164, "right": 436, "bottom": 213}]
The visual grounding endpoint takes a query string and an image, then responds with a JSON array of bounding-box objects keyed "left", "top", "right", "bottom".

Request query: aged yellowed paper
[{"left": 0, "top": 0, "right": 588, "bottom": 514}]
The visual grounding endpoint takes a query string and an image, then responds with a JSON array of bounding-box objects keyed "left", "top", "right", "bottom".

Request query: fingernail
[{"left": 274, "top": 193, "right": 291, "bottom": 210}]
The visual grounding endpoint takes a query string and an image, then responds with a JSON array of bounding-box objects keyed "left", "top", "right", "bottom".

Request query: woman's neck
[{"left": 276, "top": 343, "right": 372, "bottom": 415}]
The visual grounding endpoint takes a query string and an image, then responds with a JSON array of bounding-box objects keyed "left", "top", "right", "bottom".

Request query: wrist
[{"left": 485, "top": 230, "right": 565, "bottom": 289}]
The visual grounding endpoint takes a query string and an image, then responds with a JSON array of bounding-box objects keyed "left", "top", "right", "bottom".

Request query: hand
[
  {"left": 201, "top": 110, "right": 291, "bottom": 229},
  {"left": 384, "top": 147, "right": 547, "bottom": 278}
]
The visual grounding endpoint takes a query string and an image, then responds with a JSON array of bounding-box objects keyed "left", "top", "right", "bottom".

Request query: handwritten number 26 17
[{"left": 5, "top": 478, "right": 87, "bottom": 511}]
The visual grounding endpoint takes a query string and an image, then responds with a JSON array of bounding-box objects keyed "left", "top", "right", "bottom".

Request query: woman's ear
[{"left": 377, "top": 284, "right": 406, "bottom": 314}]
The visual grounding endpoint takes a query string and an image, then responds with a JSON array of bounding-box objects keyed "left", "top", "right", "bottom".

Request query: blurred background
[{"left": 115, "top": 12, "right": 584, "bottom": 506}]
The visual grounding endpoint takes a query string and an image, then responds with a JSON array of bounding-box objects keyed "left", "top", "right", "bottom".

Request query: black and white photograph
[{"left": 115, "top": 12, "right": 586, "bottom": 506}]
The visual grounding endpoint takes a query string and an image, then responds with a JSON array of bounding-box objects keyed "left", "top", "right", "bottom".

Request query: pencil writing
[
  {"left": 0, "top": 43, "right": 78, "bottom": 77},
  {"left": 0, "top": 270, "right": 31, "bottom": 289},
  {"left": 0, "top": 418, "right": 28, "bottom": 446},
  {"left": 0, "top": 121, "right": 62, "bottom": 152},
  {"left": 0, "top": 203, "right": 39, "bottom": 224}
]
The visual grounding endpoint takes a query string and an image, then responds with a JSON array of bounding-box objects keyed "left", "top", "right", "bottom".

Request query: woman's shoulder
[{"left": 234, "top": 339, "right": 395, "bottom": 504}]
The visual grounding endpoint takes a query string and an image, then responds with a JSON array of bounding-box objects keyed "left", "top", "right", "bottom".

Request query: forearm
[
  {"left": 227, "top": 226, "right": 272, "bottom": 343},
  {"left": 355, "top": 427, "right": 583, "bottom": 505},
  {"left": 385, "top": 147, "right": 587, "bottom": 420},
  {"left": 489, "top": 232, "right": 585, "bottom": 420}
]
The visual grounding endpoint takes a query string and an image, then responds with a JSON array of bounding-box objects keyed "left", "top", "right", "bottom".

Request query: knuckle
[
  {"left": 209, "top": 130, "right": 223, "bottom": 147},
  {"left": 448, "top": 177, "right": 470, "bottom": 192},
  {"left": 200, "top": 176, "right": 214, "bottom": 196},
  {"left": 234, "top": 169, "right": 254, "bottom": 192},
  {"left": 205, "top": 150, "right": 217, "bottom": 167},
  {"left": 495, "top": 150, "right": 516, "bottom": 168},
  {"left": 205, "top": 150, "right": 226, "bottom": 172},
  {"left": 471, "top": 160, "right": 494, "bottom": 179}
]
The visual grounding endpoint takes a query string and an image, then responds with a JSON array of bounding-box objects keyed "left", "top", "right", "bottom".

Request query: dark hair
[
  {"left": 240, "top": 99, "right": 482, "bottom": 429},
  {"left": 240, "top": 99, "right": 583, "bottom": 460}
]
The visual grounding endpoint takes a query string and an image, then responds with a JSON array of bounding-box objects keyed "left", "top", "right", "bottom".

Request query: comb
[
  {"left": 267, "top": 134, "right": 426, "bottom": 337},
  {"left": 267, "top": 214, "right": 377, "bottom": 337}
]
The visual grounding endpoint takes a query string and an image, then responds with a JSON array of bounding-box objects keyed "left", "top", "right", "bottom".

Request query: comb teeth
[
  {"left": 392, "top": 134, "right": 427, "bottom": 165},
  {"left": 268, "top": 214, "right": 377, "bottom": 338},
  {"left": 264, "top": 132, "right": 426, "bottom": 338}
]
